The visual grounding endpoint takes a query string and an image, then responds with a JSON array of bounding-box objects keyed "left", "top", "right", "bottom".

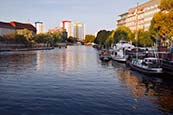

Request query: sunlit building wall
[
  {"left": 35, "top": 22, "right": 45, "bottom": 34},
  {"left": 48, "top": 27, "right": 65, "bottom": 33},
  {"left": 117, "top": 0, "right": 161, "bottom": 31},
  {"left": 61, "top": 20, "right": 73, "bottom": 38},
  {"left": 73, "top": 23, "right": 85, "bottom": 41}
]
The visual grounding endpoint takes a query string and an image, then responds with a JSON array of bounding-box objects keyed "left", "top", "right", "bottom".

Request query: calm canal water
[{"left": 0, "top": 46, "right": 173, "bottom": 115}]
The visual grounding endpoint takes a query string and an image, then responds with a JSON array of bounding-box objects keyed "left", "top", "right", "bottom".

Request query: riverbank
[{"left": 0, "top": 47, "right": 54, "bottom": 52}]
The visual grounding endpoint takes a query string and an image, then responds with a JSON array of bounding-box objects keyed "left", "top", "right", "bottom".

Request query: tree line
[{"left": 0, "top": 29, "right": 67, "bottom": 47}]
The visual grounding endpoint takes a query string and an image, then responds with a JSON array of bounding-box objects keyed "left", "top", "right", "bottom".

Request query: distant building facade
[
  {"left": 0, "top": 22, "right": 15, "bottom": 36},
  {"left": 35, "top": 22, "right": 45, "bottom": 34},
  {"left": 117, "top": 0, "right": 161, "bottom": 31},
  {"left": 73, "top": 23, "right": 85, "bottom": 41},
  {"left": 0, "top": 21, "right": 36, "bottom": 36},
  {"left": 48, "top": 27, "right": 66, "bottom": 33},
  {"left": 61, "top": 20, "right": 72, "bottom": 38}
]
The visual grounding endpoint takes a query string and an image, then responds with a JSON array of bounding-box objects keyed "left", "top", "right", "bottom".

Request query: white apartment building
[
  {"left": 117, "top": 0, "right": 161, "bottom": 31},
  {"left": 61, "top": 20, "right": 73, "bottom": 38},
  {"left": 73, "top": 23, "right": 85, "bottom": 41},
  {"left": 35, "top": 22, "right": 45, "bottom": 34}
]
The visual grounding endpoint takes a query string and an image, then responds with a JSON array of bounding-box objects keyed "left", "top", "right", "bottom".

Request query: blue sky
[{"left": 0, "top": 0, "right": 147, "bottom": 34}]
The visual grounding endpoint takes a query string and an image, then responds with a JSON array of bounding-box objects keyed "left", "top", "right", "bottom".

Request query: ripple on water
[{"left": 0, "top": 46, "right": 173, "bottom": 115}]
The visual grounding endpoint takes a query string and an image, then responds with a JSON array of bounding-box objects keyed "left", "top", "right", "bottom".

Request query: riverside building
[
  {"left": 117, "top": 0, "right": 161, "bottom": 31},
  {"left": 0, "top": 21, "right": 36, "bottom": 36}
]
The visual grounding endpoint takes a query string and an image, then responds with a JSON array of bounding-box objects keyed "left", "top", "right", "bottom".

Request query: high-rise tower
[
  {"left": 61, "top": 20, "right": 72, "bottom": 38},
  {"left": 73, "top": 23, "right": 85, "bottom": 41},
  {"left": 35, "top": 22, "right": 45, "bottom": 34}
]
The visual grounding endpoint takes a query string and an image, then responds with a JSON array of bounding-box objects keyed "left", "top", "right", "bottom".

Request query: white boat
[
  {"left": 111, "top": 40, "right": 135, "bottom": 63},
  {"left": 129, "top": 57, "right": 163, "bottom": 76}
]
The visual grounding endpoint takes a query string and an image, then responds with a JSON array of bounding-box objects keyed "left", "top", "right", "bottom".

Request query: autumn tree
[
  {"left": 150, "top": 0, "right": 173, "bottom": 42},
  {"left": 159, "top": 0, "right": 173, "bottom": 11},
  {"left": 84, "top": 35, "right": 95, "bottom": 43}
]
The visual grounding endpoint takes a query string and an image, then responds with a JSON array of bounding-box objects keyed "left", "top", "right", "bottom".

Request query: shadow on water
[{"left": 112, "top": 61, "right": 173, "bottom": 114}]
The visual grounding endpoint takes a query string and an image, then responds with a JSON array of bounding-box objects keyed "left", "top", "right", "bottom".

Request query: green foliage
[
  {"left": 16, "top": 29, "right": 33, "bottom": 40},
  {"left": 94, "top": 30, "right": 111, "bottom": 46},
  {"left": 2, "top": 33, "right": 16, "bottom": 43},
  {"left": 137, "top": 30, "right": 153, "bottom": 47},
  {"left": 15, "top": 34, "right": 28, "bottom": 46},
  {"left": 35, "top": 33, "right": 47, "bottom": 43},
  {"left": 16, "top": 29, "right": 35, "bottom": 47},
  {"left": 113, "top": 26, "right": 133, "bottom": 43},
  {"left": 105, "top": 31, "right": 114, "bottom": 47},
  {"left": 84, "top": 35, "right": 95, "bottom": 43},
  {"left": 67, "top": 36, "right": 75, "bottom": 43},
  {"left": 159, "top": 0, "right": 173, "bottom": 11},
  {"left": 34, "top": 32, "right": 65, "bottom": 47},
  {"left": 62, "top": 31, "right": 67, "bottom": 42},
  {"left": 0, "top": 29, "right": 66, "bottom": 47},
  {"left": 52, "top": 32, "right": 63, "bottom": 44}
]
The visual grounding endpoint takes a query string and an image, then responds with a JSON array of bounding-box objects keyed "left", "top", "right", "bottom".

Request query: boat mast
[{"left": 135, "top": 2, "right": 139, "bottom": 58}]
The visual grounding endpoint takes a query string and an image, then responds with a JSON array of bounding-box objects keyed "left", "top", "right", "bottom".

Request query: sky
[{"left": 0, "top": 0, "right": 148, "bottom": 34}]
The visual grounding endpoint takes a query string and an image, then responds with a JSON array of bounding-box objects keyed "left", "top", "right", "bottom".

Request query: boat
[
  {"left": 99, "top": 49, "right": 111, "bottom": 62},
  {"left": 160, "top": 52, "right": 173, "bottom": 75},
  {"left": 129, "top": 57, "right": 163, "bottom": 76},
  {"left": 111, "top": 40, "right": 135, "bottom": 63}
]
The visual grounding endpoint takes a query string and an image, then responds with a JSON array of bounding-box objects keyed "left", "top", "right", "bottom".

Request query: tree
[
  {"left": 137, "top": 30, "right": 153, "bottom": 47},
  {"left": 52, "top": 32, "right": 63, "bottom": 45},
  {"left": 16, "top": 29, "right": 34, "bottom": 47},
  {"left": 67, "top": 36, "right": 75, "bottom": 43},
  {"left": 150, "top": 2, "right": 173, "bottom": 42},
  {"left": 113, "top": 26, "right": 133, "bottom": 43},
  {"left": 105, "top": 31, "right": 114, "bottom": 47},
  {"left": 2, "top": 33, "right": 16, "bottom": 43},
  {"left": 62, "top": 31, "right": 67, "bottom": 42},
  {"left": 94, "top": 30, "right": 111, "bottom": 47},
  {"left": 35, "top": 33, "right": 48, "bottom": 44},
  {"left": 84, "top": 35, "right": 95, "bottom": 43},
  {"left": 159, "top": 0, "right": 173, "bottom": 11}
]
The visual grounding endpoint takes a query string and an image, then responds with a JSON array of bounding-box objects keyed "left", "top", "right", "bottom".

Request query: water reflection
[
  {"left": 0, "top": 46, "right": 173, "bottom": 114},
  {"left": 0, "top": 52, "right": 37, "bottom": 73},
  {"left": 112, "top": 61, "right": 173, "bottom": 114}
]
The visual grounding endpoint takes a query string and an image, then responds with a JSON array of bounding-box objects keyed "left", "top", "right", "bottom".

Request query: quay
[{"left": 0, "top": 47, "right": 54, "bottom": 52}]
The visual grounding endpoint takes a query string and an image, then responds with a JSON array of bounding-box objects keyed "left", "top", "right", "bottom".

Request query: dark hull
[
  {"left": 99, "top": 57, "right": 111, "bottom": 62},
  {"left": 161, "top": 60, "right": 173, "bottom": 75},
  {"left": 112, "top": 58, "right": 126, "bottom": 63},
  {"left": 129, "top": 63, "right": 163, "bottom": 76}
]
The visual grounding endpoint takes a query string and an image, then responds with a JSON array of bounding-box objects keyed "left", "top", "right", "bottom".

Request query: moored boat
[
  {"left": 111, "top": 40, "right": 135, "bottom": 63},
  {"left": 160, "top": 53, "right": 173, "bottom": 75},
  {"left": 129, "top": 57, "right": 163, "bottom": 76},
  {"left": 99, "top": 49, "right": 112, "bottom": 62}
]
